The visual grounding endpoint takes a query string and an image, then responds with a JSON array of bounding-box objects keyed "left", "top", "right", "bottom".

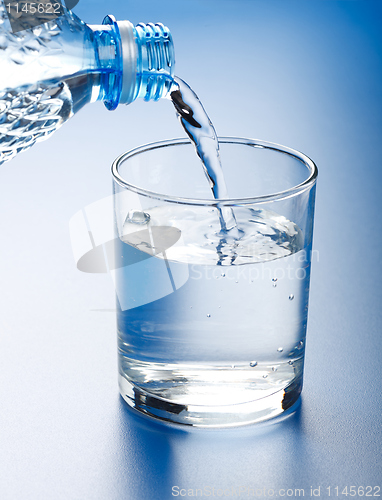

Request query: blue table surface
[{"left": 1, "top": 1, "right": 381, "bottom": 499}]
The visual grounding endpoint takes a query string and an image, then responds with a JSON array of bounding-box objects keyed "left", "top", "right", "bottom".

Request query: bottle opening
[{"left": 100, "top": 16, "right": 175, "bottom": 109}]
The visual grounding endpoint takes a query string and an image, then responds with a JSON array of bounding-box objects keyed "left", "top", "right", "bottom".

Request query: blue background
[{"left": 0, "top": 0, "right": 381, "bottom": 498}]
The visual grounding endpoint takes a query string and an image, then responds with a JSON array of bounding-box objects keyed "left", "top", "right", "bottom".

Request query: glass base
[{"left": 119, "top": 372, "right": 302, "bottom": 428}]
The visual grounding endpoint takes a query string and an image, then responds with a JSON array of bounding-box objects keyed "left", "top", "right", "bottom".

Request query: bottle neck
[{"left": 90, "top": 16, "right": 175, "bottom": 110}]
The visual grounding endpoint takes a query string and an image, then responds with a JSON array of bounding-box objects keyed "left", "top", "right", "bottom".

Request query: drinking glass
[{"left": 111, "top": 137, "right": 318, "bottom": 427}]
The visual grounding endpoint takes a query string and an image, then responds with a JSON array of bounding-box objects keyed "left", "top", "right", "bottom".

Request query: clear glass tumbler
[{"left": 111, "top": 137, "right": 318, "bottom": 427}]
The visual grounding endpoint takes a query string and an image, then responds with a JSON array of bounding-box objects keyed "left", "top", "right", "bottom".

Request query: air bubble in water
[
  {"left": 126, "top": 210, "right": 150, "bottom": 225},
  {"left": 289, "top": 294, "right": 295, "bottom": 300},
  {"left": 250, "top": 361, "right": 257, "bottom": 367},
  {"left": 277, "top": 347, "right": 283, "bottom": 352}
]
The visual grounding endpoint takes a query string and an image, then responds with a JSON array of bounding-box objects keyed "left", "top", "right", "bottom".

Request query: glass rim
[{"left": 111, "top": 137, "right": 318, "bottom": 206}]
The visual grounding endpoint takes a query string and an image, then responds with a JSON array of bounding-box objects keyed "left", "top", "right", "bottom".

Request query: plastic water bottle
[{"left": 0, "top": 4, "right": 175, "bottom": 165}]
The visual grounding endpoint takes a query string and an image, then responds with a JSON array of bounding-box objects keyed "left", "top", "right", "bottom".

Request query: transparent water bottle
[{"left": 0, "top": 4, "right": 175, "bottom": 165}]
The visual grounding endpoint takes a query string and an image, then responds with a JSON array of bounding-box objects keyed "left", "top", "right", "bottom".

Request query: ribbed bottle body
[{"left": 0, "top": 5, "right": 175, "bottom": 164}]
